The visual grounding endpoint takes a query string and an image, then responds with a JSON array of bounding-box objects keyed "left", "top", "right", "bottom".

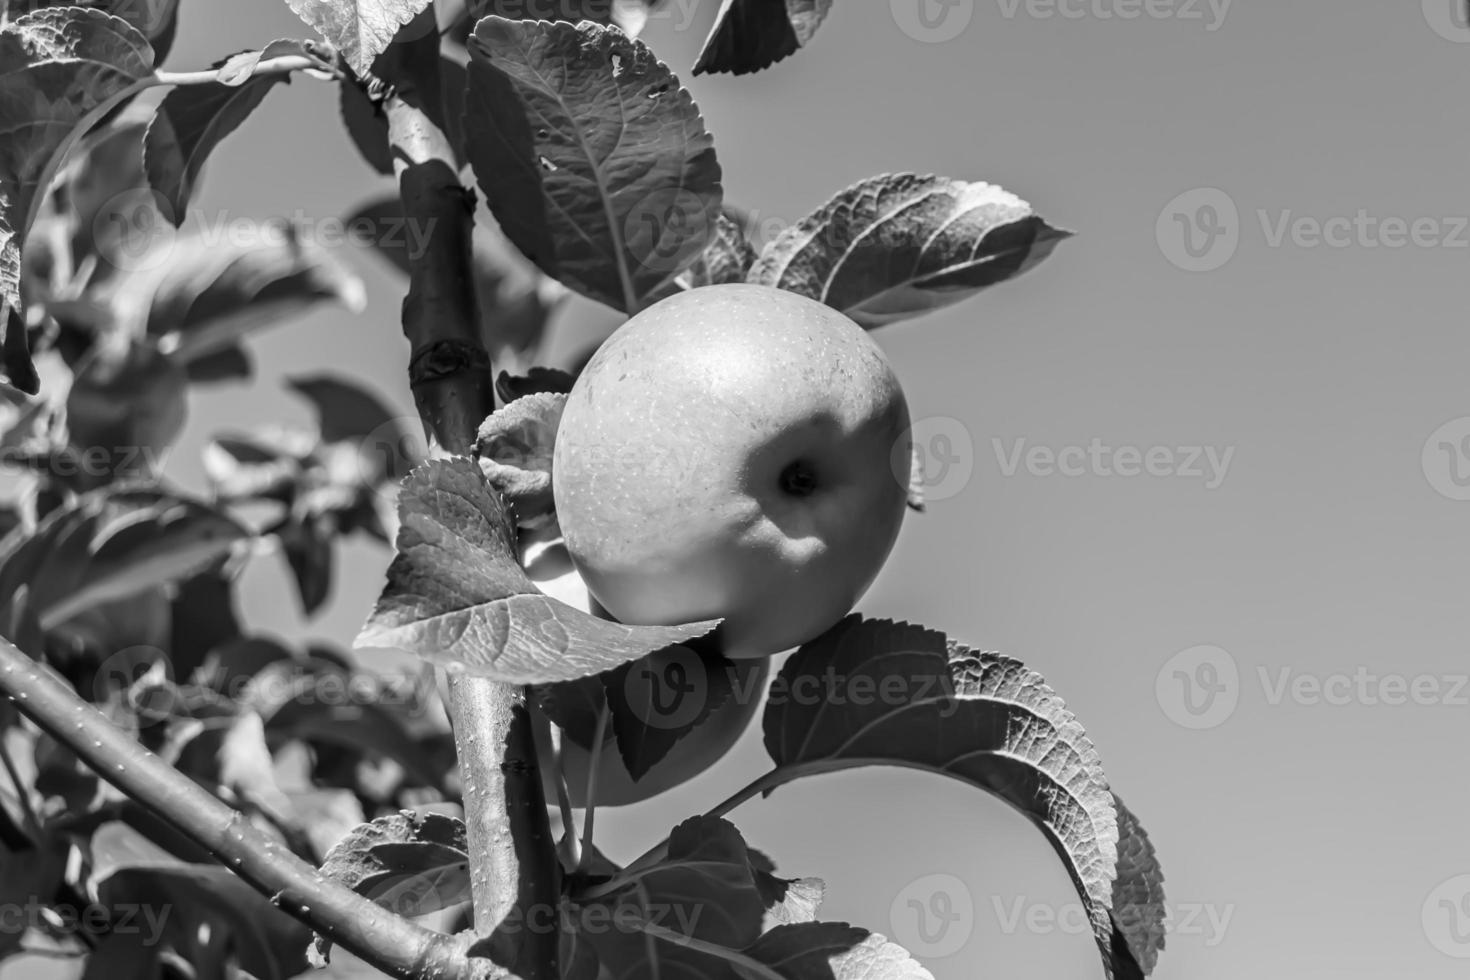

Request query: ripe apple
[
  {"left": 552, "top": 283, "right": 911, "bottom": 660},
  {"left": 522, "top": 526, "right": 768, "bottom": 807}
]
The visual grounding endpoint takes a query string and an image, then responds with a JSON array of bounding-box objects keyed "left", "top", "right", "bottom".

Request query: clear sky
[{"left": 97, "top": 1, "right": 1470, "bottom": 977}]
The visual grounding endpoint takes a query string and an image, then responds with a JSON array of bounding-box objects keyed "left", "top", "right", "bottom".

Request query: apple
[
  {"left": 552, "top": 283, "right": 911, "bottom": 660},
  {"left": 522, "top": 525, "right": 768, "bottom": 807}
]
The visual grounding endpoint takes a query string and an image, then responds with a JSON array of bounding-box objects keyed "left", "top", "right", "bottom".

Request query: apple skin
[{"left": 553, "top": 283, "right": 911, "bottom": 660}]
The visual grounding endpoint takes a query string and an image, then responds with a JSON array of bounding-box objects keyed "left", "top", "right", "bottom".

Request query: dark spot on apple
[{"left": 779, "top": 461, "right": 818, "bottom": 498}]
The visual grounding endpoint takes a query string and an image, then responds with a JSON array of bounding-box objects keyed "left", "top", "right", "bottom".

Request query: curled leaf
[
  {"left": 695, "top": 0, "right": 833, "bottom": 76},
  {"left": 473, "top": 392, "right": 564, "bottom": 529},
  {"left": 748, "top": 173, "right": 1070, "bottom": 328},
  {"left": 761, "top": 616, "right": 1145, "bottom": 979},
  {"left": 357, "top": 456, "right": 719, "bottom": 684}
]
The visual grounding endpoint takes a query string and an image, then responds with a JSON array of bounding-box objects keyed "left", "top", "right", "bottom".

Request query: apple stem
[
  {"left": 575, "top": 701, "right": 610, "bottom": 873},
  {"left": 544, "top": 718, "right": 581, "bottom": 870}
]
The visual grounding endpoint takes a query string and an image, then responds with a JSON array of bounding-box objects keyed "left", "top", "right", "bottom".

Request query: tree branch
[
  {"left": 0, "top": 637, "right": 478, "bottom": 980},
  {"left": 379, "top": 17, "right": 559, "bottom": 979}
]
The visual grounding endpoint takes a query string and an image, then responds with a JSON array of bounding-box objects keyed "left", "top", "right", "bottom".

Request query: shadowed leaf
[
  {"left": 694, "top": 0, "right": 832, "bottom": 76},
  {"left": 143, "top": 41, "right": 312, "bottom": 221},
  {"left": 0, "top": 7, "right": 155, "bottom": 393},
  {"left": 463, "top": 17, "right": 722, "bottom": 313},
  {"left": 761, "top": 616, "right": 1141, "bottom": 979}
]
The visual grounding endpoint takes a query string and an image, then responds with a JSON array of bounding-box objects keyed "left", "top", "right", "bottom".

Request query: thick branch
[
  {"left": 0, "top": 638, "right": 476, "bottom": 980},
  {"left": 381, "top": 24, "right": 559, "bottom": 979}
]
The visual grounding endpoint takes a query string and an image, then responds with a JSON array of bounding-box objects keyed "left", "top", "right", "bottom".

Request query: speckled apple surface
[{"left": 552, "top": 283, "right": 911, "bottom": 660}]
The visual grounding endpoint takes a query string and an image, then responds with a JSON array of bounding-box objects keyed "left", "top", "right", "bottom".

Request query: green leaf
[
  {"left": 312, "top": 810, "right": 472, "bottom": 961},
  {"left": 683, "top": 210, "right": 757, "bottom": 288},
  {"left": 473, "top": 391, "right": 564, "bottom": 530},
  {"left": 274, "top": 509, "right": 336, "bottom": 615},
  {"left": 761, "top": 616, "right": 1140, "bottom": 980},
  {"left": 568, "top": 816, "right": 768, "bottom": 976},
  {"left": 1110, "top": 796, "right": 1167, "bottom": 975},
  {"left": 603, "top": 645, "right": 737, "bottom": 780},
  {"left": 464, "top": 17, "right": 722, "bottom": 313},
  {"left": 66, "top": 335, "right": 187, "bottom": 485},
  {"left": 131, "top": 224, "right": 366, "bottom": 362},
  {"left": 281, "top": 0, "right": 433, "bottom": 76},
  {"left": 143, "top": 42, "right": 309, "bottom": 221},
  {"left": 748, "top": 173, "right": 1071, "bottom": 328},
  {"left": 0, "top": 6, "right": 155, "bottom": 393},
  {"left": 495, "top": 366, "right": 573, "bottom": 402},
  {"left": 740, "top": 924, "right": 935, "bottom": 980},
  {"left": 5, "top": 0, "right": 180, "bottom": 63},
  {"left": 0, "top": 485, "right": 251, "bottom": 632},
  {"left": 90, "top": 820, "right": 310, "bottom": 980},
  {"left": 287, "top": 373, "right": 418, "bottom": 486},
  {"left": 338, "top": 71, "right": 392, "bottom": 175},
  {"left": 694, "top": 0, "right": 832, "bottom": 76},
  {"left": 356, "top": 456, "right": 719, "bottom": 684}
]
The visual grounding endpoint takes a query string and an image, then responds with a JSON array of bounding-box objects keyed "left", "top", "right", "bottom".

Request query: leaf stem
[
  {"left": 575, "top": 701, "right": 609, "bottom": 873},
  {"left": 574, "top": 767, "right": 787, "bottom": 901},
  {"left": 0, "top": 729, "right": 40, "bottom": 839},
  {"left": 154, "top": 54, "right": 340, "bottom": 86},
  {"left": 0, "top": 637, "right": 479, "bottom": 980}
]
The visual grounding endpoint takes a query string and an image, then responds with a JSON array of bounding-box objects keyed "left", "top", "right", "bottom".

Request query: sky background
[{"left": 36, "top": 1, "right": 1470, "bottom": 977}]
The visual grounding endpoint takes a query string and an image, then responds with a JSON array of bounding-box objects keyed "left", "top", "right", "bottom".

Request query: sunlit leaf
[
  {"left": 282, "top": 0, "right": 433, "bottom": 75},
  {"left": 357, "top": 456, "right": 719, "bottom": 684},
  {"left": 748, "top": 173, "right": 1070, "bottom": 328}
]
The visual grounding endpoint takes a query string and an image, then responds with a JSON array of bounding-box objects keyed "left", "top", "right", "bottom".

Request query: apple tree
[{"left": 0, "top": 2, "right": 1167, "bottom": 978}]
